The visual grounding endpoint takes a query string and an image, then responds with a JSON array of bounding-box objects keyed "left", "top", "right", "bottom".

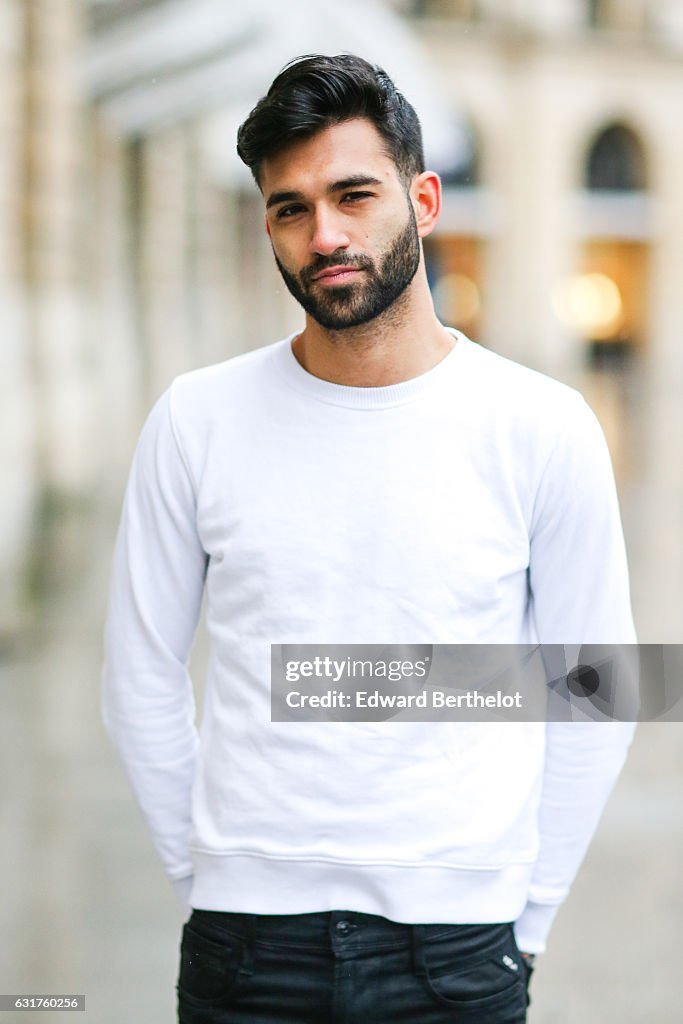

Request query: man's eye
[
  {"left": 342, "top": 191, "right": 372, "bottom": 203},
  {"left": 276, "top": 205, "right": 305, "bottom": 220}
]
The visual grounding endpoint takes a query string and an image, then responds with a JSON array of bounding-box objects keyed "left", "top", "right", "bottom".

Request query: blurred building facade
[{"left": 3, "top": 0, "right": 683, "bottom": 635}]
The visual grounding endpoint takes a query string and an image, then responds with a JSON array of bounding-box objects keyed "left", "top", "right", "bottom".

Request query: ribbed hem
[
  {"left": 187, "top": 852, "right": 533, "bottom": 925},
  {"left": 271, "top": 328, "right": 470, "bottom": 409}
]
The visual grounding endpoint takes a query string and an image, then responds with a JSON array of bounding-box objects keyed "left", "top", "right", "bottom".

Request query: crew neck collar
[{"left": 273, "top": 327, "right": 470, "bottom": 410}]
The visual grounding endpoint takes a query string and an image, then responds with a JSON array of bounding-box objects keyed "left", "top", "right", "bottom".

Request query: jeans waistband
[{"left": 190, "top": 909, "right": 512, "bottom": 956}]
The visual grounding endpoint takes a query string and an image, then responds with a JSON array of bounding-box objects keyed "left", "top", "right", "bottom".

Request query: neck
[{"left": 291, "top": 265, "right": 456, "bottom": 387}]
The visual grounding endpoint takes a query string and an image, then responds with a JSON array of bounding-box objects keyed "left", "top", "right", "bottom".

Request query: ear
[
  {"left": 265, "top": 215, "right": 272, "bottom": 239},
  {"left": 409, "top": 171, "right": 441, "bottom": 239}
]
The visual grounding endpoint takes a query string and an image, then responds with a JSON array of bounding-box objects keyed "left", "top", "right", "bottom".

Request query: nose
[{"left": 309, "top": 205, "right": 350, "bottom": 257}]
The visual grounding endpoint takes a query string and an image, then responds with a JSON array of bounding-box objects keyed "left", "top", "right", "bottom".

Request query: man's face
[{"left": 261, "top": 119, "right": 421, "bottom": 331}]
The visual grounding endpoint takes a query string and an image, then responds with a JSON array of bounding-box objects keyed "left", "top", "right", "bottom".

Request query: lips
[{"left": 312, "top": 266, "right": 362, "bottom": 284}]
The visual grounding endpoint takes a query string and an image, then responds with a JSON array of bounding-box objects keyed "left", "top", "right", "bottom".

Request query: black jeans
[{"left": 177, "top": 909, "right": 532, "bottom": 1023}]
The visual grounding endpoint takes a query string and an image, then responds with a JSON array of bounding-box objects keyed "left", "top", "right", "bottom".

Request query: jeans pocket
[
  {"left": 420, "top": 925, "right": 527, "bottom": 1016},
  {"left": 508, "top": 924, "right": 534, "bottom": 1008},
  {"left": 177, "top": 918, "right": 244, "bottom": 1008}
]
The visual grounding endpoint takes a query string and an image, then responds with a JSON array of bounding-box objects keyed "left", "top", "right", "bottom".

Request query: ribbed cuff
[
  {"left": 172, "top": 874, "right": 194, "bottom": 918},
  {"left": 513, "top": 900, "right": 561, "bottom": 954}
]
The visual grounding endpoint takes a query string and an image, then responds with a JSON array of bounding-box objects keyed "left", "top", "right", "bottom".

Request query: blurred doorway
[
  {"left": 572, "top": 121, "right": 651, "bottom": 371},
  {"left": 426, "top": 120, "right": 487, "bottom": 341}
]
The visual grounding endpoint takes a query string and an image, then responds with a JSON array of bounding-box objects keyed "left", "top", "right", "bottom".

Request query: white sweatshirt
[{"left": 101, "top": 329, "right": 636, "bottom": 954}]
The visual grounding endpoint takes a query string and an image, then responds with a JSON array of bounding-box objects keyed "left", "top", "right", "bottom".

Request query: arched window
[{"left": 585, "top": 123, "right": 647, "bottom": 192}]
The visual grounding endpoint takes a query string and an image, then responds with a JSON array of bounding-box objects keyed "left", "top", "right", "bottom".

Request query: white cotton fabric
[{"left": 102, "top": 330, "right": 636, "bottom": 953}]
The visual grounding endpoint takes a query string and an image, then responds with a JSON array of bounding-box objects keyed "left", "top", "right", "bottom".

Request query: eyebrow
[{"left": 265, "top": 175, "right": 384, "bottom": 210}]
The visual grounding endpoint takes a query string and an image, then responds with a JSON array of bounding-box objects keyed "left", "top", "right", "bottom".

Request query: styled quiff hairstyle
[{"left": 236, "top": 53, "right": 425, "bottom": 189}]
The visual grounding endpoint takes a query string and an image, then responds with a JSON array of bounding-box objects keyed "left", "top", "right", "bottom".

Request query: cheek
[
  {"left": 271, "top": 235, "right": 305, "bottom": 273},
  {"left": 372, "top": 219, "right": 404, "bottom": 255}
]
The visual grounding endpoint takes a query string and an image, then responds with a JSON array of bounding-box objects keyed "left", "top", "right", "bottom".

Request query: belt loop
[
  {"left": 239, "top": 915, "right": 255, "bottom": 977},
  {"left": 411, "top": 925, "right": 426, "bottom": 978}
]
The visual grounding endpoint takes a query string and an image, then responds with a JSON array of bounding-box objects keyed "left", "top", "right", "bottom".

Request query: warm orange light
[
  {"left": 432, "top": 273, "right": 481, "bottom": 325},
  {"left": 552, "top": 273, "right": 623, "bottom": 339}
]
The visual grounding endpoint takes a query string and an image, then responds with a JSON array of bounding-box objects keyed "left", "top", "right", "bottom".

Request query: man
[{"left": 102, "top": 54, "right": 637, "bottom": 1022}]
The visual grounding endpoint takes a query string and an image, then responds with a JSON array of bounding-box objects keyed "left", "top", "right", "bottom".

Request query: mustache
[{"left": 301, "top": 252, "right": 374, "bottom": 286}]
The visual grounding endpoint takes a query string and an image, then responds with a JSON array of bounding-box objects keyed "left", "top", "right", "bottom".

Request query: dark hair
[{"left": 236, "top": 53, "right": 425, "bottom": 189}]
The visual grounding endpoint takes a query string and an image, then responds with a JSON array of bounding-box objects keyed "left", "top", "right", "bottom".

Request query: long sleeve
[
  {"left": 514, "top": 394, "right": 637, "bottom": 953},
  {"left": 101, "top": 386, "right": 208, "bottom": 883}
]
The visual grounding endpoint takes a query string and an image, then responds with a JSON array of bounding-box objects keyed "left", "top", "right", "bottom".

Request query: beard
[{"left": 273, "top": 202, "right": 421, "bottom": 331}]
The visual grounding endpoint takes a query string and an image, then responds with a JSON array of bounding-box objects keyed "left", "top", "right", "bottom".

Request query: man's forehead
[{"left": 260, "top": 118, "right": 398, "bottom": 196}]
